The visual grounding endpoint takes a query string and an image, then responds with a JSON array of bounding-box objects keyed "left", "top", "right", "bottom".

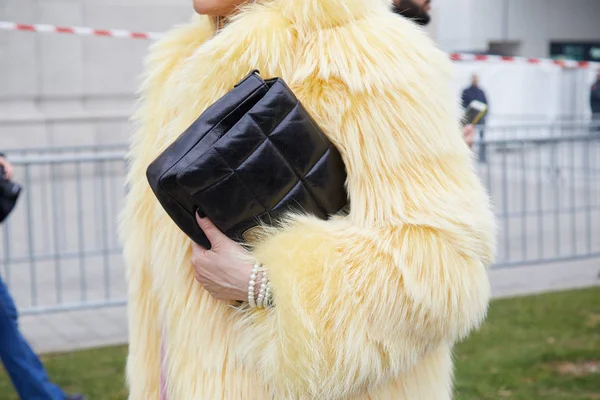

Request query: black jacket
[{"left": 591, "top": 80, "right": 600, "bottom": 114}]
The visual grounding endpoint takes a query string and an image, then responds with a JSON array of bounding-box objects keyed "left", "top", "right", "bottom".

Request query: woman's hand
[
  {"left": 191, "top": 214, "right": 254, "bottom": 302},
  {"left": 0, "top": 157, "right": 14, "bottom": 180},
  {"left": 463, "top": 124, "right": 476, "bottom": 148}
]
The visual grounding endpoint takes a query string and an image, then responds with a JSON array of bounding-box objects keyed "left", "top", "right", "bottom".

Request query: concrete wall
[
  {"left": 432, "top": 0, "right": 600, "bottom": 57},
  {"left": 0, "top": 0, "right": 191, "bottom": 149},
  {"left": 2, "top": 0, "right": 599, "bottom": 151}
]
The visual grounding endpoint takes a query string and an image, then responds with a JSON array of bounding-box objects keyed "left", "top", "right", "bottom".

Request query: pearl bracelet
[
  {"left": 248, "top": 262, "right": 260, "bottom": 308},
  {"left": 256, "top": 270, "right": 268, "bottom": 309},
  {"left": 248, "top": 263, "right": 275, "bottom": 309},
  {"left": 264, "top": 280, "right": 273, "bottom": 308}
]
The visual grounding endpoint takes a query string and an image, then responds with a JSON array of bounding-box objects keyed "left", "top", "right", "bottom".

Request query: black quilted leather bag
[{"left": 146, "top": 71, "right": 348, "bottom": 248}]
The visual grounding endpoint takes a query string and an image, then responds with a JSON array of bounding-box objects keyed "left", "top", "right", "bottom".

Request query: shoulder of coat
[{"left": 289, "top": 11, "right": 452, "bottom": 95}]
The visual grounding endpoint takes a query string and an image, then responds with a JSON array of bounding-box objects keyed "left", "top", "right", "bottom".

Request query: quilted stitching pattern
[{"left": 147, "top": 72, "right": 348, "bottom": 247}]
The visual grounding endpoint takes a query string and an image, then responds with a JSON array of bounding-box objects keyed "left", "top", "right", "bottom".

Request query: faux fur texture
[{"left": 121, "top": 0, "right": 496, "bottom": 399}]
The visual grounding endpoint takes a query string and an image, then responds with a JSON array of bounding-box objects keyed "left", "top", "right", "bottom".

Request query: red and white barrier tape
[
  {"left": 449, "top": 53, "right": 599, "bottom": 70},
  {"left": 2, "top": 21, "right": 599, "bottom": 69},
  {"left": 0, "top": 21, "right": 163, "bottom": 40}
]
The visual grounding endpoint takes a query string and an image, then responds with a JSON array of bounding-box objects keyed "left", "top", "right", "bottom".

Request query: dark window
[{"left": 550, "top": 42, "right": 600, "bottom": 62}]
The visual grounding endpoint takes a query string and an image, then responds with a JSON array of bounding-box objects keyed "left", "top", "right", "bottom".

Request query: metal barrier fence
[
  {"left": 0, "top": 147, "right": 127, "bottom": 315},
  {"left": 482, "top": 119, "right": 600, "bottom": 140},
  {"left": 1, "top": 126, "right": 599, "bottom": 314},
  {"left": 474, "top": 123, "right": 600, "bottom": 266}
]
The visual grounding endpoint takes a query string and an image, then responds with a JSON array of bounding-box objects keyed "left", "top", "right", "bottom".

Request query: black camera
[
  {"left": 0, "top": 164, "right": 22, "bottom": 223},
  {"left": 0, "top": 165, "right": 21, "bottom": 199}
]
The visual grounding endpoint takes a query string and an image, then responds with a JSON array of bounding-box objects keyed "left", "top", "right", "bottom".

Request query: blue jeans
[{"left": 0, "top": 275, "right": 65, "bottom": 400}]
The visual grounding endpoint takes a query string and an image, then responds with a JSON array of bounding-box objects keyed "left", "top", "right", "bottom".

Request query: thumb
[{"left": 196, "top": 213, "right": 226, "bottom": 249}]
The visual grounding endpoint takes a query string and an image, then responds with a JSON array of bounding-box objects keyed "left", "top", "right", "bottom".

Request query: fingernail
[{"left": 196, "top": 208, "right": 206, "bottom": 218}]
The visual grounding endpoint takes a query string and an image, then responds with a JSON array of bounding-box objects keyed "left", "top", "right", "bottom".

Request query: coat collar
[
  {"left": 190, "top": 0, "right": 391, "bottom": 37},
  {"left": 137, "top": 0, "right": 426, "bottom": 157},
  {"left": 257, "top": 0, "right": 390, "bottom": 32}
]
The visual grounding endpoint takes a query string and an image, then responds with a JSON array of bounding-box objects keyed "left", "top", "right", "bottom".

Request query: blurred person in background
[
  {"left": 0, "top": 155, "right": 14, "bottom": 181},
  {"left": 462, "top": 74, "right": 489, "bottom": 161},
  {"left": 590, "top": 72, "right": 600, "bottom": 132},
  {"left": 0, "top": 154, "right": 19, "bottom": 224},
  {"left": 0, "top": 154, "right": 84, "bottom": 400},
  {"left": 392, "top": 0, "right": 431, "bottom": 26},
  {"left": 392, "top": 0, "right": 477, "bottom": 147},
  {"left": 122, "top": 0, "right": 495, "bottom": 399}
]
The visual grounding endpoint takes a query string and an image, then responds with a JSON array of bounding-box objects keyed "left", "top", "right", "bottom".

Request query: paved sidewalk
[
  {"left": 21, "top": 306, "right": 128, "bottom": 354},
  {"left": 20, "top": 258, "right": 600, "bottom": 354}
]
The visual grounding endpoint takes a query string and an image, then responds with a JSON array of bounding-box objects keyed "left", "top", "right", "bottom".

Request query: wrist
[{"left": 247, "top": 263, "right": 273, "bottom": 308}]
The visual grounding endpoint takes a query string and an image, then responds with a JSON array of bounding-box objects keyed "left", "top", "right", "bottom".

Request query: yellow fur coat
[{"left": 121, "top": 0, "right": 496, "bottom": 399}]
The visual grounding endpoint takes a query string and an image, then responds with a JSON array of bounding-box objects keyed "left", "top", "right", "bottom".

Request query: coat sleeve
[{"left": 235, "top": 65, "right": 496, "bottom": 399}]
